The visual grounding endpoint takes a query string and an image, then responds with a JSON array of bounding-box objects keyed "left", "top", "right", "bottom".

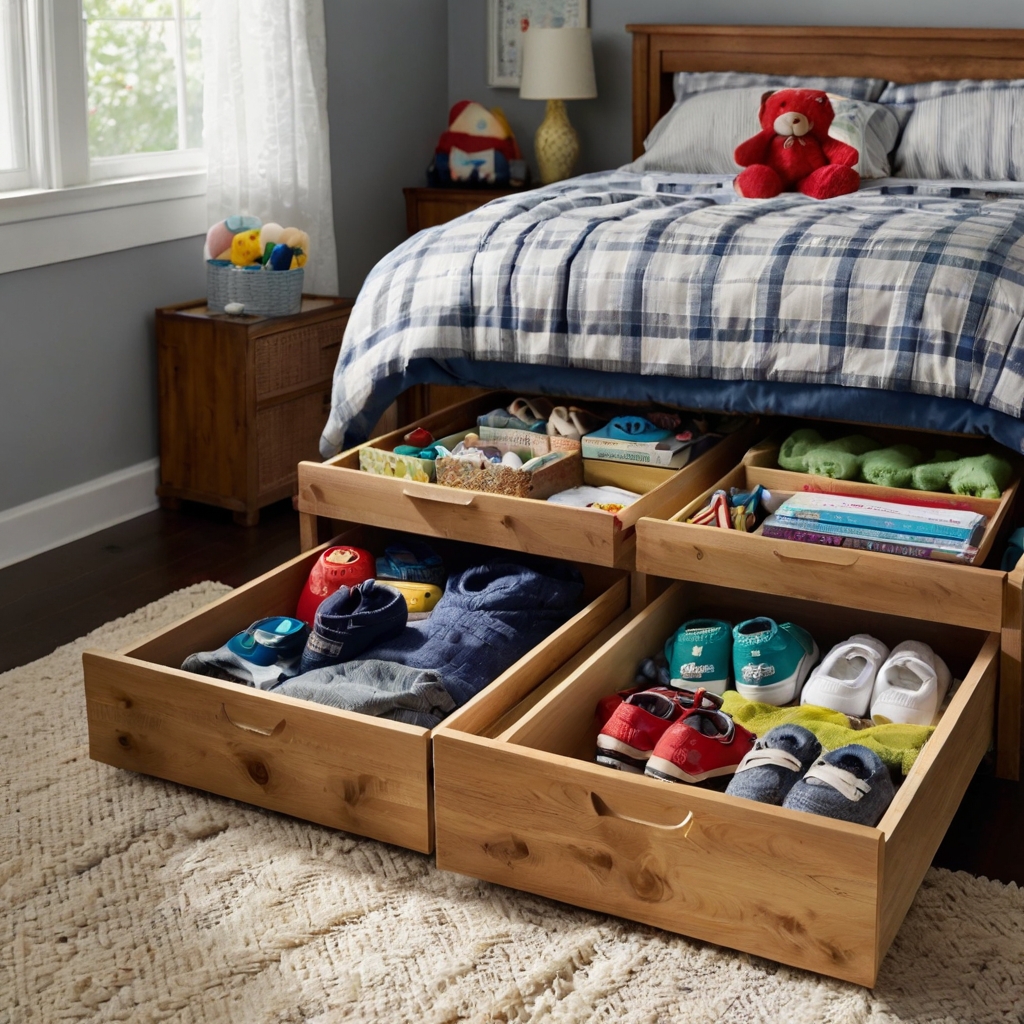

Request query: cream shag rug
[{"left": 3, "top": 583, "right": 1024, "bottom": 1024}]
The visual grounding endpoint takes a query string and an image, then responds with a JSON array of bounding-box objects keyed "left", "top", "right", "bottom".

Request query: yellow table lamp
[{"left": 519, "top": 27, "right": 598, "bottom": 185}]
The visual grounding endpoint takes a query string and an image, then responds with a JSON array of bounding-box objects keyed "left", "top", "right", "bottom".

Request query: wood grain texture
[
  {"left": 875, "top": 633, "right": 998, "bottom": 967},
  {"left": 157, "top": 296, "right": 353, "bottom": 524},
  {"left": 84, "top": 651, "right": 435, "bottom": 851},
  {"left": 404, "top": 187, "right": 531, "bottom": 233},
  {"left": 433, "top": 732, "right": 884, "bottom": 986},
  {"left": 626, "top": 25, "right": 1024, "bottom": 155},
  {"left": 298, "top": 400, "right": 762, "bottom": 570},
  {"left": 435, "top": 578, "right": 998, "bottom": 985}
]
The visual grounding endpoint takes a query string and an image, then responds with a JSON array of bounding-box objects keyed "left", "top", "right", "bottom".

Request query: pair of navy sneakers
[{"left": 664, "top": 617, "right": 820, "bottom": 706}]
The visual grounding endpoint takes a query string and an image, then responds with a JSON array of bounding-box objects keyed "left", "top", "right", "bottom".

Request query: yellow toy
[
  {"left": 230, "top": 229, "right": 263, "bottom": 266},
  {"left": 387, "top": 580, "right": 442, "bottom": 614},
  {"left": 279, "top": 227, "right": 310, "bottom": 268}
]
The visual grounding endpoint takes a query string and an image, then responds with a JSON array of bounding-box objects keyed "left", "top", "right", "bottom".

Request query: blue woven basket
[{"left": 207, "top": 262, "right": 304, "bottom": 316}]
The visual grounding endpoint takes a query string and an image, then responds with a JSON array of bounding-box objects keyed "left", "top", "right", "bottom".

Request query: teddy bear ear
[{"left": 758, "top": 90, "right": 775, "bottom": 117}]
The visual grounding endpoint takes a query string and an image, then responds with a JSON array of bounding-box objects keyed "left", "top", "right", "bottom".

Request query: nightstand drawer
[
  {"left": 254, "top": 320, "right": 346, "bottom": 400},
  {"left": 434, "top": 579, "right": 998, "bottom": 985},
  {"left": 82, "top": 524, "right": 631, "bottom": 853}
]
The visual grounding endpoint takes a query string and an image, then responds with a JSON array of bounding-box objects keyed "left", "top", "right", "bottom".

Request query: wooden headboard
[{"left": 628, "top": 24, "right": 1024, "bottom": 158}]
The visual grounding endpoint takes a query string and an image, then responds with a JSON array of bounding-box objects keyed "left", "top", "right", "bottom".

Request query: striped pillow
[
  {"left": 673, "top": 71, "right": 887, "bottom": 104},
  {"left": 625, "top": 86, "right": 898, "bottom": 179},
  {"left": 880, "top": 79, "right": 1024, "bottom": 180}
]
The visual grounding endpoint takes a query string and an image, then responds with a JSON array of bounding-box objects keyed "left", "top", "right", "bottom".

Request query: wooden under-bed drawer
[
  {"left": 82, "top": 525, "right": 630, "bottom": 854},
  {"left": 297, "top": 392, "right": 762, "bottom": 569},
  {"left": 433, "top": 580, "right": 998, "bottom": 986},
  {"left": 635, "top": 438, "right": 1018, "bottom": 632}
]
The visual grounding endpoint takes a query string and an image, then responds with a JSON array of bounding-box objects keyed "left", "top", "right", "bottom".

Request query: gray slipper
[
  {"left": 782, "top": 744, "right": 895, "bottom": 826},
  {"left": 725, "top": 724, "right": 821, "bottom": 805}
]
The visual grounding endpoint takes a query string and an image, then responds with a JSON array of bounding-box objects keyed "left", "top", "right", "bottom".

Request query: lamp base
[{"left": 535, "top": 99, "right": 579, "bottom": 185}]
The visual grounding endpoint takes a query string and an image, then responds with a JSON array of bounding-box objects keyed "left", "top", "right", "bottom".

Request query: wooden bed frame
[
  {"left": 628, "top": 24, "right": 1024, "bottom": 158},
  {"left": 626, "top": 24, "right": 1024, "bottom": 780}
]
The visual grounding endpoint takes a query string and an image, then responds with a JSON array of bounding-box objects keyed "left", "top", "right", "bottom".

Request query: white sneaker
[
  {"left": 870, "top": 641, "right": 952, "bottom": 726},
  {"left": 801, "top": 634, "right": 889, "bottom": 718}
]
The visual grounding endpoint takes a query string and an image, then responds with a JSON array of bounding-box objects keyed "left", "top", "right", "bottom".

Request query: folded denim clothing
[
  {"left": 366, "top": 558, "right": 585, "bottom": 706},
  {"left": 300, "top": 579, "right": 408, "bottom": 674},
  {"left": 268, "top": 659, "right": 456, "bottom": 728}
]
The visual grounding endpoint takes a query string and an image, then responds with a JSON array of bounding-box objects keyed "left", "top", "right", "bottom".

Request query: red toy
[
  {"left": 733, "top": 89, "right": 860, "bottom": 200},
  {"left": 295, "top": 546, "right": 375, "bottom": 625}
]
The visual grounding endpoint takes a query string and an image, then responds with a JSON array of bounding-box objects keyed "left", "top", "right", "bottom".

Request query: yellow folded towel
[{"left": 721, "top": 692, "right": 934, "bottom": 775}]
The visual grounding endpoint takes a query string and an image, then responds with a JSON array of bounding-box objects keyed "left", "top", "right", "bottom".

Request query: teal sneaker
[
  {"left": 732, "top": 618, "right": 819, "bottom": 705},
  {"left": 664, "top": 619, "right": 732, "bottom": 695}
]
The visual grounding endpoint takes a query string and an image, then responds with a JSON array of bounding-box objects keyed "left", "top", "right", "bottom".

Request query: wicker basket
[{"left": 207, "top": 262, "right": 304, "bottom": 316}]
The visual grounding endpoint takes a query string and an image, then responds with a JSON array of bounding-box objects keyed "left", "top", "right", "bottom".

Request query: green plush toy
[
  {"left": 778, "top": 428, "right": 881, "bottom": 480},
  {"left": 860, "top": 445, "right": 921, "bottom": 488},
  {"left": 912, "top": 453, "right": 1013, "bottom": 499}
]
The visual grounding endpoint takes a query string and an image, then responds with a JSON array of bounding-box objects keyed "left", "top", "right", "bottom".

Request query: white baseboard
[{"left": 0, "top": 458, "right": 160, "bottom": 570}]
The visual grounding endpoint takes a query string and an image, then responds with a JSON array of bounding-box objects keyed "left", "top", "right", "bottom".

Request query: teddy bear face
[{"left": 759, "top": 89, "right": 835, "bottom": 142}]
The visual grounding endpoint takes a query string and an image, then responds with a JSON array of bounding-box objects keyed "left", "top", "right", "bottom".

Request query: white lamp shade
[{"left": 519, "top": 27, "right": 597, "bottom": 101}]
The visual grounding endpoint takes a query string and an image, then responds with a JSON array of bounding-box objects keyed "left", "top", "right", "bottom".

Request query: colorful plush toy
[
  {"left": 778, "top": 428, "right": 880, "bottom": 480},
  {"left": 734, "top": 89, "right": 861, "bottom": 200},
  {"left": 428, "top": 101, "right": 525, "bottom": 187}
]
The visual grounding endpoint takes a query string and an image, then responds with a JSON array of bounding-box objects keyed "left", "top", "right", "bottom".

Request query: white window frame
[{"left": 0, "top": 0, "right": 207, "bottom": 274}]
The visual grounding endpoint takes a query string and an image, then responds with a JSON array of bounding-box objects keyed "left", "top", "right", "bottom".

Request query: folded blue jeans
[{"left": 366, "top": 558, "right": 584, "bottom": 706}]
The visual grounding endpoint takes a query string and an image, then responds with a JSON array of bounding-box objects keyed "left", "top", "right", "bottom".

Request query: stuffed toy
[
  {"left": 428, "top": 101, "right": 526, "bottom": 187},
  {"left": 779, "top": 429, "right": 1014, "bottom": 498},
  {"left": 734, "top": 89, "right": 861, "bottom": 200},
  {"left": 778, "top": 428, "right": 880, "bottom": 479},
  {"left": 911, "top": 453, "right": 1013, "bottom": 499}
]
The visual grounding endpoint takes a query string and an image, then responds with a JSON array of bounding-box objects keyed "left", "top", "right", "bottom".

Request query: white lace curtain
[{"left": 201, "top": 0, "right": 338, "bottom": 295}]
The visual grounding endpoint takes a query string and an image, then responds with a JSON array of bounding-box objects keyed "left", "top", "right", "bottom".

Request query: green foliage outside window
[{"left": 85, "top": 0, "right": 202, "bottom": 159}]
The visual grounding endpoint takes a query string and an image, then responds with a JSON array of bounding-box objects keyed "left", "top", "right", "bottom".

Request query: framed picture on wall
[{"left": 487, "top": 0, "right": 589, "bottom": 88}]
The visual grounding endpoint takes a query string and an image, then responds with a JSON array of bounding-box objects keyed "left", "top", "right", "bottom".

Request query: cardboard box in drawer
[
  {"left": 82, "top": 524, "right": 631, "bottom": 853},
  {"left": 433, "top": 578, "right": 999, "bottom": 986}
]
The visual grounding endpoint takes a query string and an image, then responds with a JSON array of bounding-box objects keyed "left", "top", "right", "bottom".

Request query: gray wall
[
  {"left": 1, "top": 0, "right": 449, "bottom": 514},
  {"left": 0, "top": 239, "right": 205, "bottom": 511},
  {"left": 448, "top": 0, "right": 1024, "bottom": 176},
  {"left": 326, "top": 0, "right": 449, "bottom": 297}
]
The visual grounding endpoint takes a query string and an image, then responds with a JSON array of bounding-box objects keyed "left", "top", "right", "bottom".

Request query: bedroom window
[{"left": 0, "top": 0, "right": 206, "bottom": 273}]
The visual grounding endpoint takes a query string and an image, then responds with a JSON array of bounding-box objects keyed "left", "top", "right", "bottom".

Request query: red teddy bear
[{"left": 734, "top": 89, "right": 860, "bottom": 200}]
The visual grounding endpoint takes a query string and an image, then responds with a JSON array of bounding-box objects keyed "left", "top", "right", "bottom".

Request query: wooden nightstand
[
  {"left": 403, "top": 186, "right": 528, "bottom": 233},
  {"left": 156, "top": 295, "right": 354, "bottom": 525}
]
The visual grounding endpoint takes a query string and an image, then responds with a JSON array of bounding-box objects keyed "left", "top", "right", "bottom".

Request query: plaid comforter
[{"left": 321, "top": 171, "right": 1024, "bottom": 457}]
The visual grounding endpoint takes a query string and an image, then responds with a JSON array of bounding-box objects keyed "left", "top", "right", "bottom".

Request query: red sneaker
[
  {"left": 596, "top": 687, "right": 722, "bottom": 773},
  {"left": 645, "top": 709, "right": 756, "bottom": 784},
  {"left": 295, "top": 546, "right": 375, "bottom": 625}
]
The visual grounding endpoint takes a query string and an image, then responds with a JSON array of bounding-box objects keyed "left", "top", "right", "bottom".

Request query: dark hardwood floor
[{"left": 2, "top": 498, "right": 1022, "bottom": 885}]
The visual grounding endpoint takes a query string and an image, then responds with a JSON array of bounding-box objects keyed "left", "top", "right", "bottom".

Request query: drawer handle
[
  {"left": 590, "top": 793, "right": 694, "bottom": 832},
  {"left": 402, "top": 484, "right": 476, "bottom": 507},
  {"left": 221, "top": 703, "right": 286, "bottom": 737},
  {"left": 772, "top": 547, "right": 860, "bottom": 568}
]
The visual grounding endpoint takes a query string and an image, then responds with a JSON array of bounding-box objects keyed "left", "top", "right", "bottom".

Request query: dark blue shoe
[
  {"left": 782, "top": 744, "right": 895, "bottom": 825},
  {"left": 300, "top": 580, "right": 408, "bottom": 673},
  {"left": 726, "top": 724, "right": 821, "bottom": 805}
]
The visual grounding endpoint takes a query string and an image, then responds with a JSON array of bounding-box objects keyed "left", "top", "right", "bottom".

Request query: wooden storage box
[
  {"left": 358, "top": 430, "right": 469, "bottom": 483},
  {"left": 433, "top": 580, "right": 999, "bottom": 986},
  {"left": 635, "top": 435, "right": 1022, "bottom": 777},
  {"left": 82, "top": 525, "right": 630, "bottom": 854},
  {"left": 297, "top": 392, "right": 762, "bottom": 569}
]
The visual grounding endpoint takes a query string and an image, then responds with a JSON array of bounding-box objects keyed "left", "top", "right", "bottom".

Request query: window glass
[
  {"left": 0, "top": 0, "right": 28, "bottom": 174},
  {"left": 84, "top": 0, "right": 202, "bottom": 159}
]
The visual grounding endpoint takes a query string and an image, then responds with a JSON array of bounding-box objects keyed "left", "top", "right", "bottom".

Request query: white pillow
[
  {"left": 625, "top": 86, "right": 899, "bottom": 179},
  {"left": 880, "top": 79, "right": 1024, "bottom": 180}
]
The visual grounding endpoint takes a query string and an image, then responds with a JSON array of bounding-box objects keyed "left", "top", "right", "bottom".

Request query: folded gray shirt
[{"left": 265, "top": 658, "right": 456, "bottom": 728}]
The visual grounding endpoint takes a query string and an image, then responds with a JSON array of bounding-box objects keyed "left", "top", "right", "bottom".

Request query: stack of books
[{"left": 761, "top": 493, "right": 987, "bottom": 564}]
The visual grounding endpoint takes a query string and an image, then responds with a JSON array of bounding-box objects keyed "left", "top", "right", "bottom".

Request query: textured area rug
[{"left": 3, "top": 584, "right": 1024, "bottom": 1024}]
